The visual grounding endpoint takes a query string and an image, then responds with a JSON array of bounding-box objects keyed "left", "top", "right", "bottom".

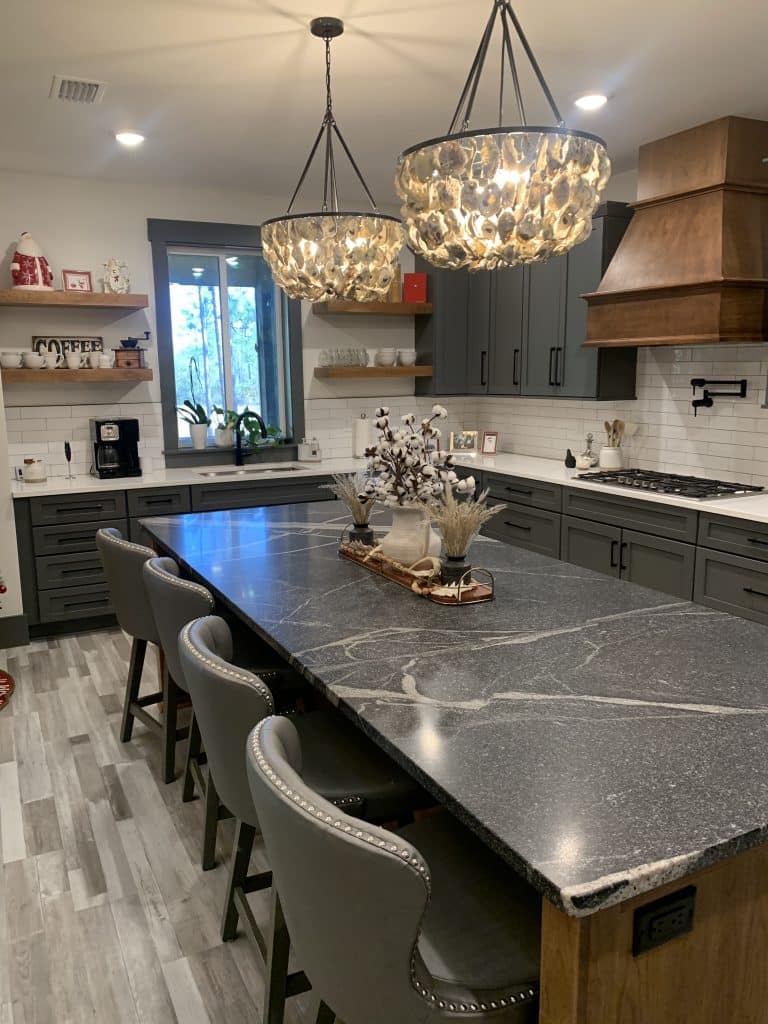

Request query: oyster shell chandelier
[
  {"left": 262, "top": 17, "right": 404, "bottom": 302},
  {"left": 396, "top": 0, "right": 611, "bottom": 271}
]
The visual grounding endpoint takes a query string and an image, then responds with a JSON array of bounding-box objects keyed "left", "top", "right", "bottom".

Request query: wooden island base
[{"left": 540, "top": 842, "right": 768, "bottom": 1023}]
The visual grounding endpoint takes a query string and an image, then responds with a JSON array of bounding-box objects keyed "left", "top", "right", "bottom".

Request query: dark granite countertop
[{"left": 142, "top": 501, "right": 768, "bottom": 917}]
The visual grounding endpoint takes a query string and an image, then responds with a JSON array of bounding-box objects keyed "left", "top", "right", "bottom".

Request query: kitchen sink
[{"left": 197, "top": 464, "right": 305, "bottom": 478}]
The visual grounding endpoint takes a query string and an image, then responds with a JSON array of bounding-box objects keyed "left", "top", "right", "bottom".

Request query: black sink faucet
[{"left": 234, "top": 410, "right": 268, "bottom": 466}]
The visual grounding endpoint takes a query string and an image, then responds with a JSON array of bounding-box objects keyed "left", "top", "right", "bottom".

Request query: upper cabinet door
[
  {"left": 559, "top": 223, "right": 603, "bottom": 398},
  {"left": 466, "top": 271, "right": 492, "bottom": 394},
  {"left": 414, "top": 258, "right": 469, "bottom": 396},
  {"left": 523, "top": 256, "right": 567, "bottom": 396},
  {"left": 489, "top": 267, "right": 525, "bottom": 395}
]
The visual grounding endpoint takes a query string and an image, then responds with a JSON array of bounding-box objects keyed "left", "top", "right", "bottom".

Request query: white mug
[
  {"left": 88, "top": 352, "right": 102, "bottom": 369},
  {"left": 98, "top": 354, "right": 113, "bottom": 369},
  {"left": 64, "top": 352, "right": 85, "bottom": 370},
  {"left": 0, "top": 352, "right": 22, "bottom": 368},
  {"left": 22, "top": 352, "right": 44, "bottom": 369},
  {"left": 41, "top": 352, "right": 63, "bottom": 369}
]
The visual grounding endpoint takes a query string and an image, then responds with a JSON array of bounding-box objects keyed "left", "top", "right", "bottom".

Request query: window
[{"left": 149, "top": 220, "right": 303, "bottom": 455}]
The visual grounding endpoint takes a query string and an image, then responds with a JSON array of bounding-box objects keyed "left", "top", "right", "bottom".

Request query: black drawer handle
[
  {"left": 744, "top": 587, "right": 768, "bottom": 599},
  {"left": 480, "top": 350, "right": 487, "bottom": 388},
  {"left": 504, "top": 521, "right": 532, "bottom": 532},
  {"left": 610, "top": 539, "right": 619, "bottom": 568},
  {"left": 141, "top": 497, "right": 175, "bottom": 506},
  {"left": 59, "top": 566, "right": 100, "bottom": 576},
  {"left": 512, "top": 348, "right": 520, "bottom": 387},
  {"left": 57, "top": 503, "right": 105, "bottom": 513},
  {"left": 620, "top": 541, "right": 629, "bottom": 572},
  {"left": 56, "top": 533, "right": 93, "bottom": 545},
  {"left": 554, "top": 347, "right": 563, "bottom": 387},
  {"left": 505, "top": 486, "right": 533, "bottom": 496},
  {"left": 548, "top": 347, "right": 556, "bottom": 386},
  {"left": 748, "top": 538, "right": 768, "bottom": 547},
  {"left": 60, "top": 599, "right": 109, "bottom": 610}
]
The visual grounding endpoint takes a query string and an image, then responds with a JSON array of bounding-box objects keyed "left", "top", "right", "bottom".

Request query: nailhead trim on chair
[
  {"left": 144, "top": 559, "right": 215, "bottom": 607},
  {"left": 252, "top": 720, "right": 539, "bottom": 1018},
  {"left": 97, "top": 530, "right": 156, "bottom": 559},
  {"left": 181, "top": 621, "right": 275, "bottom": 712}
]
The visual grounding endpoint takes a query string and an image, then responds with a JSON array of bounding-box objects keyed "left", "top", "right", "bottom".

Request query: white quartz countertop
[
  {"left": 12, "top": 450, "right": 768, "bottom": 526},
  {"left": 10, "top": 458, "right": 361, "bottom": 499}
]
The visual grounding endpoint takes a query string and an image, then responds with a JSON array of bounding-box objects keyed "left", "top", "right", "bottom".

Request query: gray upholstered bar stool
[
  {"left": 96, "top": 528, "right": 180, "bottom": 760},
  {"left": 248, "top": 715, "right": 541, "bottom": 1024},
  {"left": 179, "top": 615, "right": 429, "bottom": 1022}
]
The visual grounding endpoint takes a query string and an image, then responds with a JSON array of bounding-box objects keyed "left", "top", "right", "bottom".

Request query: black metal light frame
[{"left": 263, "top": 17, "right": 400, "bottom": 231}]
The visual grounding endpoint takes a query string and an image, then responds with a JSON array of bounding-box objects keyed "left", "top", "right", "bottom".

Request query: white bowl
[
  {"left": 398, "top": 350, "right": 417, "bottom": 366},
  {"left": 375, "top": 350, "right": 397, "bottom": 367}
]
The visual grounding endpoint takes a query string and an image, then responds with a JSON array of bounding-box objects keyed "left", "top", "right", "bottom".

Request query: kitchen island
[{"left": 142, "top": 500, "right": 768, "bottom": 1023}]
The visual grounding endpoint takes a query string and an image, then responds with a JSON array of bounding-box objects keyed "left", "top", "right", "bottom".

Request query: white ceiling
[{"left": 1, "top": 0, "right": 766, "bottom": 209}]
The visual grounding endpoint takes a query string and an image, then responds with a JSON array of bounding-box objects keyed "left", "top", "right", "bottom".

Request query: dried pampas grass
[
  {"left": 325, "top": 473, "right": 373, "bottom": 525},
  {"left": 426, "top": 487, "right": 504, "bottom": 557}
]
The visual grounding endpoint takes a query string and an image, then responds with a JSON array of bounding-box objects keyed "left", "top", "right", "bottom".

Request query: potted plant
[
  {"left": 177, "top": 358, "right": 210, "bottom": 450},
  {"left": 363, "top": 404, "right": 455, "bottom": 565},
  {"left": 325, "top": 473, "right": 375, "bottom": 546},
  {"left": 213, "top": 407, "right": 238, "bottom": 448},
  {"left": 427, "top": 485, "right": 505, "bottom": 586}
]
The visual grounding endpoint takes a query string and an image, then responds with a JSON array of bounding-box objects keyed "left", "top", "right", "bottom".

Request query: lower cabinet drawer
[
  {"left": 36, "top": 551, "right": 107, "bottom": 591},
  {"left": 485, "top": 474, "right": 561, "bottom": 511},
  {"left": 127, "top": 487, "right": 191, "bottom": 518},
  {"left": 33, "top": 518, "right": 128, "bottom": 556},
  {"left": 38, "top": 583, "right": 113, "bottom": 623},
  {"left": 190, "top": 478, "right": 333, "bottom": 512},
  {"left": 698, "top": 513, "right": 768, "bottom": 562},
  {"left": 482, "top": 500, "right": 561, "bottom": 558},
  {"left": 693, "top": 549, "right": 768, "bottom": 626}
]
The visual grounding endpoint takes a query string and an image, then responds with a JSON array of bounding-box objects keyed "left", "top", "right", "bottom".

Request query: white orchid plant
[{"left": 362, "top": 405, "right": 476, "bottom": 508}]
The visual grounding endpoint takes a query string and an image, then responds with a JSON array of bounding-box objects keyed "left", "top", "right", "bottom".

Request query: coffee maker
[{"left": 89, "top": 418, "right": 142, "bottom": 478}]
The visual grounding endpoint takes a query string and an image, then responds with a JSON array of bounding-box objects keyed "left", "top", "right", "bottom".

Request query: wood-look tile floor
[{"left": 0, "top": 628, "right": 317, "bottom": 1024}]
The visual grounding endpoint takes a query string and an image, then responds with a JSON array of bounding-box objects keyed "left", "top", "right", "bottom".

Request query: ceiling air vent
[{"left": 49, "top": 74, "right": 107, "bottom": 104}]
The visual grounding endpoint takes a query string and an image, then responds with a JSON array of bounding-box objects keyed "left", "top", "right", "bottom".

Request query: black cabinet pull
[
  {"left": 548, "top": 347, "right": 556, "bottom": 386},
  {"left": 744, "top": 587, "right": 768, "bottom": 599},
  {"left": 554, "top": 347, "right": 563, "bottom": 386},
  {"left": 610, "top": 539, "right": 619, "bottom": 568},
  {"left": 480, "top": 350, "right": 487, "bottom": 388},
  {"left": 56, "top": 533, "right": 92, "bottom": 545},
  {"left": 505, "top": 486, "right": 533, "bottom": 496},
  {"left": 748, "top": 538, "right": 768, "bottom": 547},
  {"left": 512, "top": 348, "right": 520, "bottom": 386},
  {"left": 620, "top": 541, "right": 629, "bottom": 572},
  {"left": 60, "top": 566, "right": 99, "bottom": 576},
  {"left": 504, "top": 521, "right": 532, "bottom": 532},
  {"left": 57, "top": 503, "right": 104, "bottom": 513},
  {"left": 61, "top": 599, "right": 109, "bottom": 610}
]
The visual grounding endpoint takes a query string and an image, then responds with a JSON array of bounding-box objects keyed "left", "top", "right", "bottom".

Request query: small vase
[
  {"left": 189, "top": 423, "right": 209, "bottom": 450},
  {"left": 349, "top": 523, "right": 374, "bottom": 546},
  {"left": 441, "top": 554, "right": 472, "bottom": 586},
  {"left": 599, "top": 445, "right": 623, "bottom": 470},
  {"left": 379, "top": 505, "right": 431, "bottom": 566},
  {"left": 215, "top": 427, "right": 234, "bottom": 448}
]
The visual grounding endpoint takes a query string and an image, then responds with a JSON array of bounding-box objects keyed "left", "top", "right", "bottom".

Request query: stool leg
[
  {"left": 221, "top": 820, "right": 255, "bottom": 942},
  {"left": 120, "top": 637, "right": 146, "bottom": 743},
  {"left": 201, "top": 769, "right": 221, "bottom": 872},
  {"left": 162, "top": 668, "right": 179, "bottom": 785},
  {"left": 263, "top": 889, "right": 290, "bottom": 1024},
  {"left": 182, "top": 713, "right": 201, "bottom": 803},
  {"left": 315, "top": 1002, "right": 335, "bottom": 1024}
]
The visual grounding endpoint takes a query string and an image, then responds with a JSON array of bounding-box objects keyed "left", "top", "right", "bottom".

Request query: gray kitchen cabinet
[
  {"left": 414, "top": 258, "right": 470, "bottom": 397},
  {"left": 32, "top": 518, "right": 128, "bottom": 556},
  {"left": 620, "top": 529, "right": 695, "bottom": 600},
  {"left": 38, "top": 583, "right": 113, "bottom": 624},
  {"left": 484, "top": 500, "right": 561, "bottom": 558},
  {"left": 486, "top": 473, "right": 561, "bottom": 512},
  {"left": 563, "top": 488, "right": 699, "bottom": 543},
  {"left": 127, "top": 486, "right": 191, "bottom": 518},
  {"left": 29, "top": 491, "right": 127, "bottom": 526},
  {"left": 697, "top": 513, "right": 768, "bottom": 562},
  {"left": 36, "top": 551, "right": 107, "bottom": 591},
  {"left": 523, "top": 256, "right": 567, "bottom": 397},
  {"left": 466, "top": 268, "right": 525, "bottom": 395},
  {"left": 466, "top": 272, "right": 493, "bottom": 394},
  {"left": 561, "top": 515, "right": 621, "bottom": 577},
  {"left": 694, "top": 548, "right": 768, "bottom": 626},
  {"left": 190, "top": 476, "right": 332, "bottom": 513}
]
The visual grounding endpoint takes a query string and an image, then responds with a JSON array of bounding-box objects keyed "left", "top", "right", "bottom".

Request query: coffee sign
[{"left": 32, "top": 336, "right": 104, "bottom": 355}]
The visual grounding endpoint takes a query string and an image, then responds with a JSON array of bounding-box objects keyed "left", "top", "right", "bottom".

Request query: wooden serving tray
[{"left": 339, "top": 541, "right": 493, "bottom": 606}]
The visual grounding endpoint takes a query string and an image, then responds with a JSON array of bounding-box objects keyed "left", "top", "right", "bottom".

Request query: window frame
[{"left": 148, "top": 219, "right": 304, "bottom": 461}]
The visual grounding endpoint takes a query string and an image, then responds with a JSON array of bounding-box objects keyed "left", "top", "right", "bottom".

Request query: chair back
[
  {"left": 179, "top": 615, "right": 273, "bottom": 825},
  {"left": 247, "top": 716, "right": 430, "bottom": 1024},
  {"left": 142, "top": 557, "right": 213, "bottom": 691},
  {"left": 95, "top": 527, "right": 159, "bottom": 643}
]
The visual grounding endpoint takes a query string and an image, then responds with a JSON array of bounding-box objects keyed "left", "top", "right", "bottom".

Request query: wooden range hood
[{"left": 584, "top": 116, "right": 768, "bottom": 347}]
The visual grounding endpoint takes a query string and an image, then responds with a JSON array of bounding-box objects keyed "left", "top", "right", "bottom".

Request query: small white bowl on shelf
[
  {"left": 397, "top": 350, "right": 417, "bottom": 366},
  {"left": 374, "top": 349, "right": 397, "bottom": 367}
]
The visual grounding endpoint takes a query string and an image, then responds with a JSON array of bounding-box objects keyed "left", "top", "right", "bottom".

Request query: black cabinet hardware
[
  {"left": 505, "top": 486, "right": 533, "bottom": 496},
  {"left": 512, "top": 348, "right": 520, "bottom": 386},
  {"left": 548, "top": 347, "right": 557, "bottom": 386},
  {"left": 744, "top": 587, "right": 768, "bottom": 599},
  {"left": 554, "top": 347, "right": 563, "bottom": 386},
  {"left": 610, "top": 539, "right": 619, "bottom": 568},
  {"left": 620, "top": 541, "right": 629, "bottom": 572},
  {"left": 748, "top": 538, "right": 768, "bottom": 547},
  {"left": 504, "top": 521, "right": 532, "bottom": 532},
  {"left": 480, "top": 350, "right": 487, "bottom": 387}
]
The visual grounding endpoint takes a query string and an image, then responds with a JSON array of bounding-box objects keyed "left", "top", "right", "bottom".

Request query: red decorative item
[
  {"left": 403, "top": 272, "right": 427, "bottom": 304},
  {"left": 10, "top": 232, "right": 54, "bottom": 290}
]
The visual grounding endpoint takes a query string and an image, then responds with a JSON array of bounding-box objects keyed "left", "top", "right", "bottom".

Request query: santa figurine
[{"left": 10, "top": 232, "right": 54, "bottom": 290}]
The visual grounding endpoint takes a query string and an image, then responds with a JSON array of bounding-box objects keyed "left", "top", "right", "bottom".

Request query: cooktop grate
[{"left": 576, "top": 469, "right": 764, "bottom": 500}]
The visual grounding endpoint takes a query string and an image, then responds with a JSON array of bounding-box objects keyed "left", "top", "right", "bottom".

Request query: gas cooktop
[{"left": 576, "top": 469, "right": 765, "bottom": 501}]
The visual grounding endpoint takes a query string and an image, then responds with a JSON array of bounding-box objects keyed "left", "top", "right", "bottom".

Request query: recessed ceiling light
[
  {"left": 575, "top": 93, "right": 608, "bottom": 112},
  {"left": 115, "top": 131, "right": 145, "bottom": 147}
]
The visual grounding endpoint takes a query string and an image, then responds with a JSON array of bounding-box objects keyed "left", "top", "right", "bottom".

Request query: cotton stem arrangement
[
  {"left": 427, "top": 486, "right": 504, "bottom": 558},
  {"left": 325, "top": 473, "right": 374, "bottom": 525}
]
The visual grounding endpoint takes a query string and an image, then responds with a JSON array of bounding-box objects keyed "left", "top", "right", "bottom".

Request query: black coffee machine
[{"left": 90, "top": 418, "right": 142, "bottom": 478}]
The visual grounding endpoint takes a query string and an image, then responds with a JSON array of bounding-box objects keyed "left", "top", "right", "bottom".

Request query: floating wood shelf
[
  {"left": 0, "top": 289, "right": 149, "bottom": 310},
  {"left": 1, "top": 368, "right": 153, "bottom": 383},
  {"left": 314, "top": 366, "right": 433, "bottom": 379},
  {"left": 312, "top": 301, "right": 432, "bottom": 316}
]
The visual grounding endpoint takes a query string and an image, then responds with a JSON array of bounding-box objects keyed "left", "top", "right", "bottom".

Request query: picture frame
[
  {"left": 61, "top": 270, "right": 93, "bottom": 292},
  {"left": 448, "top": 430, "right": 479, "bottom": 453},
  {"left": 481, "top": 430, "right": 499, "bottom": 455}
]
